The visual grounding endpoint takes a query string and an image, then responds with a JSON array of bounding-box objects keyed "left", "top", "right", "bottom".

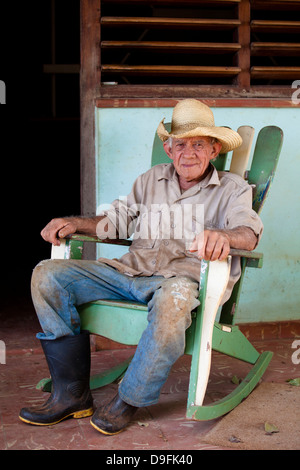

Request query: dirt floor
[{"left": 1, "top": 295, "right": 299, "bottom": 452}]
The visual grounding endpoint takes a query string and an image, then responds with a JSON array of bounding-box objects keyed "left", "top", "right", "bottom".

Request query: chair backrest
[
  {"left": 151, "top": 123, "right": 283, "bottom": 216},
  {"left": 247, "top": 126, "right": 283, "bottom": 214}
]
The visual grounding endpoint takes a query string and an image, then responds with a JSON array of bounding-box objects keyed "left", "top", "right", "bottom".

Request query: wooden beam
[
  {"left": 101, "top": 17, "right": 241, "bottom": 30},
  {"left": 101, "top": 64, "right": 241, "bottom": 77},
  {"left": 251, "top": 66, "right": 300, "bottom": 79},
  {"left": 251, "top": 42, "right": 300, "bottom": 56},
  {"left": 251, "top": 20, "right": 300, "bottom": 33},
  {"left": 97, "top": 84, "right": 296, "bottom": 99},
  {"left": 95, "top": 97, "right": 298, "bottom": 108},
  {"left": 101, "top": 0, "right": 241, "bottom": 4},
  {"left": 236, "top": 0, "right": 251, "bottom": 90},
  {"left": 80, "top": 0, "right": 101, "bottom": 258},
  {"left": 43, "top": 64, "right": 80, "bottom": 74},
  {"left": 101, "top": 41, "right": 241, "bottom": 54}
]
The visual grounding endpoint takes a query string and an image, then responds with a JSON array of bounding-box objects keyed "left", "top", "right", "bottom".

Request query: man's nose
[{"left": 183, "top": 143, "right": 195, "bottom": 157}]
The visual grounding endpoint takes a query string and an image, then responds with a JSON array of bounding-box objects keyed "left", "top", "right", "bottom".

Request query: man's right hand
[{"left": 41, "top": 217, "right": 80, "bottom": 246}]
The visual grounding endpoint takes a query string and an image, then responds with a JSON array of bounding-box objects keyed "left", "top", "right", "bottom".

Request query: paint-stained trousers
[{"left": 31, "top": 259, "right": 200, "bottom": 407}]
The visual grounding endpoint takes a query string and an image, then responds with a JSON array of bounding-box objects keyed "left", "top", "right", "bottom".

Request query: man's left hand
[{"left": 189, "top": 230, "right": 231, "bottom": 261}]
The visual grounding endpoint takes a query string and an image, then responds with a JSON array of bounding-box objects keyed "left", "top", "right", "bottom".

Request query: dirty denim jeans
[{"left": 31, "top": 259, "right": 200, "bottom": 407}]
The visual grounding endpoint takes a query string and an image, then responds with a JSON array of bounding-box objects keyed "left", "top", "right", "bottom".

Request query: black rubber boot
[
  {"left": 90, "top": 393, "right": 137, "bottom": 435},
  {"left": 19, "top": 331, "right": 94, "bottom": 426}
]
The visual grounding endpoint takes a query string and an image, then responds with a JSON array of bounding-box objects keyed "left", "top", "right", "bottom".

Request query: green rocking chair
[{"left": 38, "top": 123, "right": 283, "bottom": 421}]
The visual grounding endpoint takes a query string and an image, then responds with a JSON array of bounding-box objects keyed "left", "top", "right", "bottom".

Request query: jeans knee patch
[
  {"left": 150, "top": 277, "right": 200, "bottom": 344},
  {"left": 160, "top": 277, "right": 200, "bottom": 312}
]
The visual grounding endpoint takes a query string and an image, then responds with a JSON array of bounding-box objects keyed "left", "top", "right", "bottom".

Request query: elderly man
[{"left": 19, "top": 100, "right": 263, "bottom": 435}]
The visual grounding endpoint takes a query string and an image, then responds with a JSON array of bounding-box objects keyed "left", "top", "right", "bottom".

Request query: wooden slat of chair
[{"left": 230, "top": 126, "right": 255, "bottom": 178}]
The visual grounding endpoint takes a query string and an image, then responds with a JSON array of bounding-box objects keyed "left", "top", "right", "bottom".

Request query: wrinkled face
[
  {"left": 163, "top": 136, "right": 222, "bottom": 189},
  {"left": 164, "top": 137, "right": 222, "bottom": 187}
]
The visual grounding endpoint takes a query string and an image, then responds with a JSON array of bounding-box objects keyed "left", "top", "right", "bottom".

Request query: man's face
[{"left": 163, "top": 136, "right": 222, "bottom": 187}]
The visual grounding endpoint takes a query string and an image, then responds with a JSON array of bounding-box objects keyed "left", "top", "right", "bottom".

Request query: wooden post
[
  {"left": 236, "top": 0, "right": 251, "bottom": 90},
  {"left": 80, "top": 0, "right": 101, "bottom": 258}
]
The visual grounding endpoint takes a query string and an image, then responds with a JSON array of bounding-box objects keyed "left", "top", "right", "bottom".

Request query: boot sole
[
  {"left": 90, "top": 418, "right": 123, "bottom": 436},
  {"left": 19, "top": 407, "right": 94, "bottom": 426}
]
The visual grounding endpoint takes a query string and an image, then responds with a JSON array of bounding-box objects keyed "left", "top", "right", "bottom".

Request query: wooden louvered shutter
[
  {"left": 97, "top": 0, "right": 300, "bottom": 98},
  {"left": 100, "top": 0, "right": 243, "bottom": 85},
  {"left": 250, "top": 0, "right": 300, "bottom": 83}
]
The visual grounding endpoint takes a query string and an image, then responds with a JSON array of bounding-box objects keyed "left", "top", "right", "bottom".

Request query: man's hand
[
  {"left": 41, "top": 217, "right": 80, "bottom": 246},
  {"left": 189, "top": 230, "right": 230, "bottom": 261},
  {"left": 41, "top": 215, "right": 108, "bottom": 245},
  {"left": 189, "top": 226, "right": 258, "bottom": 261}
]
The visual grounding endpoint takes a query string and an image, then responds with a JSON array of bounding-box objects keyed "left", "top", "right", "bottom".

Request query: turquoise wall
[{"left": 95, "top": 106, "right": 300, "bottom": 324}]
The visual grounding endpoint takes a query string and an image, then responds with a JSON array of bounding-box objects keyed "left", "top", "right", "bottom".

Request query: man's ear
[
  {"left": 210, "top": 141, "right": 222, "bottom": 160},
  {"left": 163, "top": 141, "right": 173, "bottom": 160}
]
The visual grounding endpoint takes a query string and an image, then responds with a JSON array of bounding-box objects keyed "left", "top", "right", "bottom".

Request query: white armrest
[
  {"left": 195, "top": 256, "right": 232, "bottom": 406},
  {"left": 51, "top": 239, "right": 68, "bottom": 259}
]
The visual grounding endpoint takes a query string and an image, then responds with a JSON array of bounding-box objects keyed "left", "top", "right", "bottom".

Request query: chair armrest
[
  {"left": 229, "top": 248, "right": 262, "bottom": 258},
  {"left": 65, "top": 233, "right": 132, "bottom": 246},
  {"left": 54, "top": 235, "right": 263, "bottom": 268},
  {"left": 229, "top": 248, "right": 263, "bottom": 268},
  {"left": 51, "top": 234, "right": 132, "bottom": 259},
  {"left": 66, "top": 235, "right": 263, "bottom": 255}
]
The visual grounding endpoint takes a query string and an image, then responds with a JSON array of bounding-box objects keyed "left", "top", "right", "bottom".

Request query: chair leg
[
  {"left": 89, "top": 357, "right": 132, "bottom": 390},
  {"left": 37, "top": 356, "right": 133, "bottom": 393},
  {"left": 186, "top": 350, "right": 273, "bottom": 421},
  {"left": 186, "top": 256, "right": 273, "bottom": 421}
]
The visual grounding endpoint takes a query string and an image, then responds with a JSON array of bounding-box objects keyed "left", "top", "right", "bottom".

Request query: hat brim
[{"left": 157, "top": 119, "right": 242, "bottom": 154}]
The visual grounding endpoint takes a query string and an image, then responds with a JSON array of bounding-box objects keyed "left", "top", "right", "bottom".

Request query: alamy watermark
[
  {"left": 0, "top": 80, "right": 6, "bottom": 104},
  {"left": 96, "top": 200, "right": 204, "bottom": 250},
  {"left": 291, "top": 80, "right": 300, "bottom": 105},
  {"left": 0, "top": 340, "right": 6, "bottom": 364},
  {"left": 291, "top": 339, "right": 300, "bottom": 365}
]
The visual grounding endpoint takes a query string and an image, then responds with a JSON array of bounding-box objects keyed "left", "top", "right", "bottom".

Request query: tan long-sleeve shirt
[{"left": 97, "top": 163, "right": 263, "bottom": 304}]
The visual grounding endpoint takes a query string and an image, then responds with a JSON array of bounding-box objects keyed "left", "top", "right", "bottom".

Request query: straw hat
[{"left": 157, "top": 99, "right": 242, "bottom": 153}]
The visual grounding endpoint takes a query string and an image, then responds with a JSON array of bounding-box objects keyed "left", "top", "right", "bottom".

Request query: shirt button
[{"left": 164, "top": 240, "right": 169, "bottom": 246}]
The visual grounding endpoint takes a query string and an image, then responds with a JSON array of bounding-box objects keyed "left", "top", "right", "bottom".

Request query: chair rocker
[{"left": 38, "top": 123, "right": 283, "bottom": 421}]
